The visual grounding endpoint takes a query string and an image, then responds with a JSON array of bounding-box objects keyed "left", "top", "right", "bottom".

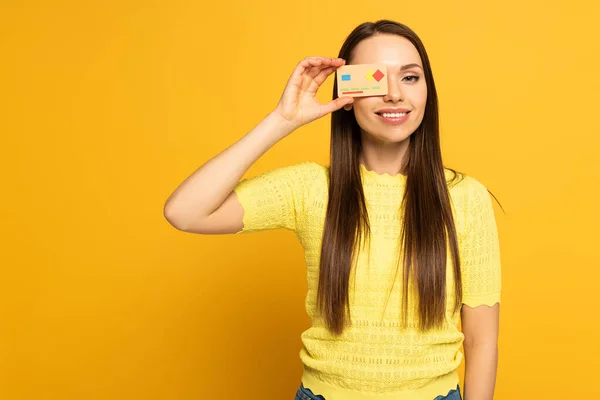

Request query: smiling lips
[
  {"left": 376, "top": 107, "right": 411, "bottom": 114},
  {"left": 375, "top": 108, "right": 411, "bottom": 125}
]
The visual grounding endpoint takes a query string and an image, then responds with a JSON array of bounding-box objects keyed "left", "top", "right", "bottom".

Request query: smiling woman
[
  {"left": 340, "top": 34, "right": 428, "bottom": 147},
  {"left": 164, "top": 19, "right": 502, "bottom": 400}
]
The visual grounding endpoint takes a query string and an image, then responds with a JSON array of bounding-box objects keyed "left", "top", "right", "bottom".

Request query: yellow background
[{"left": 2, "top": 1, "right": 599, "bottom": 399}]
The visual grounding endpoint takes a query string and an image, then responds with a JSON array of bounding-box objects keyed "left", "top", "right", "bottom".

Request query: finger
[
  {"left": 308, "top": 61, "right": 346, "bottom": 92},
  {"left": 307, "top": 64, "right": 323, "bottom": 79},
  {"left": 302, "top": 59, "right": 330, "bottom": 90},
  {"left": 304, "top": 57, "right": 324, "bottom": 66},
  {"left": 302, "top": 57, "right": 344, "bottom": 67},
  {"left": 311, "top": 56, "right": 345, "bottom": 64},
  {"left": 327, "top": 58, "right": 346, "bottom": 67},
  {"left": 309, "top": 58, "right": 346, "bottom": 82},
  {"left": 289, "top": 61, "right": 309, "bottom": 84},
  {"left": 306, "top": 58, "right": 337, "bottom": 80},
  {"left": 293, "top": 57, "right": 323, "bottom": 76},
  {"left": 312, "top": 66, "right": 337, "bottom": 87},
  {"left": 307, "top": 57, "right": 339, "bottom": 69},
  {"left": 305, "top": 66, "right": 336, "bottom": 93},
  {"left": 320, "top": 96, "right": 355, "bottom": 115},
  {"left": 303, "top": 58, "right": 324, "bottom": 80},
  {"left": 288, "top": 58, "right": 321, "bottom": 88},
  {"left": 293, "top": 58, "right": 341, "bottom": 88},
  {"left": 305, "top": 56, "right": 333, "bottom": 63},
  {"left": 305, "top": 57, "right": 339, "bottom": 67},
  {"left": 302, "top": 57, "right": 341, "bottom": 73}
]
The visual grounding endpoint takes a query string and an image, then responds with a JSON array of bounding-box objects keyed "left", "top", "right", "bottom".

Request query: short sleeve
[
  {"left": 233, "top": 162, "right": 314, "bottom": 234},
  {"left": 460, "top": 178, "right": 502, "bottom": 307}
]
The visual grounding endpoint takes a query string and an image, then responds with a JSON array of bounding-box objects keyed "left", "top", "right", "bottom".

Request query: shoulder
[
  {"left": 264, "top": 161, "right": 327, "bottom": 184},
  {"left": 250, "top": 161, "right": 328, "bottom": 195},
  {"left": 445, "top": 167, "right": 490, "bottom": 198},
  {"left": 241, "top": 161, "right": 326, "bottom": 181},
  {"left": 294, "top": 161, "right": 328, "bottom": 179},
  {"left": 445, "top": 168, "right": 495, "bottom": 229}
]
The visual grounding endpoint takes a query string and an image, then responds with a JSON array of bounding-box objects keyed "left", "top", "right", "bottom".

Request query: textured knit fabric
[{"left": 233, "top": 162, "right": 501, "bottom": 400}]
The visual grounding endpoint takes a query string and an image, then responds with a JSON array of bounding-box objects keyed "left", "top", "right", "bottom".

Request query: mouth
[{"left": 375, "top": 110, "right": 411, "bottom": 125}]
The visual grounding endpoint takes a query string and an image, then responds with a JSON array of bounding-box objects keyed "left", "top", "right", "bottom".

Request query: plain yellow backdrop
[{"left": 2, "top": 1, "right": 599, "bottom": 399}]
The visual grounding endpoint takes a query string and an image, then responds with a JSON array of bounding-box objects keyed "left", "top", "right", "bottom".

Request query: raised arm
[{"left": 163, "top": 57, "right": 353, "bottom": 234}]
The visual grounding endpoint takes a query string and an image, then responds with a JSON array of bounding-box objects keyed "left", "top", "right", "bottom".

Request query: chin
[{"left": 364, "top": 127, "right": 414, "bottom": 144}]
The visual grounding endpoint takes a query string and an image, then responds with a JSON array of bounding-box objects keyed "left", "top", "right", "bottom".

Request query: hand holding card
[
  {"left": 272, "top": 56, "right": 355, "bottom": 131},
  {"left": 336, "top": 64, "right": 388, "bottom": 98}
]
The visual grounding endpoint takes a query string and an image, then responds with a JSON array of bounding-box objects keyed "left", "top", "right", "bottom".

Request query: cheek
[
  {"left": 416, "top": 87, "right": 428, "bottom": 108},
  {"left": 352, "top": 100, "right": 376, "bottom": 122},
  {"left": 353, "top": 109, "right": 375, "bottom": 130}
]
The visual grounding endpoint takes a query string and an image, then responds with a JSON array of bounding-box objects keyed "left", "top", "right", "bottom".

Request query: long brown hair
[{"left": 317, "top": 20, "right": 504, "bottom": 335}]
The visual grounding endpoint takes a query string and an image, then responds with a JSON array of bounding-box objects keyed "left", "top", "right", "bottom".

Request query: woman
[{"left": 164, "top": 19, "right": 501, "bottom": 400}]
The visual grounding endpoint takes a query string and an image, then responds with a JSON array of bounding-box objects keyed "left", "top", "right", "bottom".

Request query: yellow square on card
[{"left": 336, "top": 64, "right": 388, "bottom": 98}]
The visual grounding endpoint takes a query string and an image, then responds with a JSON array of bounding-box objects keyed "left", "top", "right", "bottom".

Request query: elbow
[{"left": 163, "top": 201, "right": 188, "bottom": 231}]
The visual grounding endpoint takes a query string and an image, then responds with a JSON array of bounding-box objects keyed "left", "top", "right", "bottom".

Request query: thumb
[{"left": 321, "top": 96, "right": 355, "bottom": 115}]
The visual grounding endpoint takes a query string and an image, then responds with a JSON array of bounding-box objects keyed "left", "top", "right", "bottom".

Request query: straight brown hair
[{"left": 317, "top": 20, "right": 503, "bottom": 335}]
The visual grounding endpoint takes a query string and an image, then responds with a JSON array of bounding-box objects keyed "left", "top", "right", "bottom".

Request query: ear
[{"left": 343, "top": 104, "right": 353, "bottom": 111}]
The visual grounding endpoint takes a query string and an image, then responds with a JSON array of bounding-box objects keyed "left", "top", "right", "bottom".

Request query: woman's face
[{"left": 346, "top": 34, "right": 427, "bottom": 144}]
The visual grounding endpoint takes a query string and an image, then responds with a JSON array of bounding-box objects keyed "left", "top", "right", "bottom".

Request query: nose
[{"left": 383, "top": 75, "right": 403, "bottom": 103}]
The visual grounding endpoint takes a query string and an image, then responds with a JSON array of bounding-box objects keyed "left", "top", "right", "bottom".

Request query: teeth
[{"left": 381, "top": 112, "right": 407, "bottom": 118}]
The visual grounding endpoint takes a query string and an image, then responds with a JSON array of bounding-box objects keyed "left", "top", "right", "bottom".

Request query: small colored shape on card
[{"left": 336, "top": 64, "right": 388, "bottom": 97}]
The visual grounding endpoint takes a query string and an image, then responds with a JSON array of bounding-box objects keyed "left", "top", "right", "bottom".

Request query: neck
[{"left": 359, "top": 134, "right": 410, "bottom": 177}]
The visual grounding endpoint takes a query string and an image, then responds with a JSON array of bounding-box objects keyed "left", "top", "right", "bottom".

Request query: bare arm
[
  {"left": 163, "top": 57, "right": 353, "bottom": 234},
  {"left": 461, "top": 303, "right": 500, "bottom": 400},
  {"left": 163, "top": 112, "right": 294, "bottom": 233}
]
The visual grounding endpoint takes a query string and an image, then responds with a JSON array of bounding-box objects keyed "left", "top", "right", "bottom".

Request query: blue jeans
[{"left": 294, "top": 383, "right": 462, "bottom": 400}]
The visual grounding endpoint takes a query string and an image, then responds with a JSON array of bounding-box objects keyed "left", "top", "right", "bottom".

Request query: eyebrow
[{"left": 400, "top": 63, "right": 423, "bottom": 71}]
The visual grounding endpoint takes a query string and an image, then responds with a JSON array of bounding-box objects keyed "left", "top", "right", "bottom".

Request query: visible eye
[{"left": 403, "top": 75, "right": 420, "bottom": 83}]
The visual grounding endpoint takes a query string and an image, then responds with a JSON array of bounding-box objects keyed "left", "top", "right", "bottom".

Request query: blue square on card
[{"left": 341, "top": 74, "right": 351, "bottom": 81}]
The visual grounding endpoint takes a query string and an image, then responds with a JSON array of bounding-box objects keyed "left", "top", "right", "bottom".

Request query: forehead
[{"left": 350, "top": 34, "right": 422, "bottom": 71}]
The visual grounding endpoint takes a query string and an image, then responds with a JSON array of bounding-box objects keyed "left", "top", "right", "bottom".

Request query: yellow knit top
[{"left": 233, "top": 162, "right": 501, "bottom": 400}]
